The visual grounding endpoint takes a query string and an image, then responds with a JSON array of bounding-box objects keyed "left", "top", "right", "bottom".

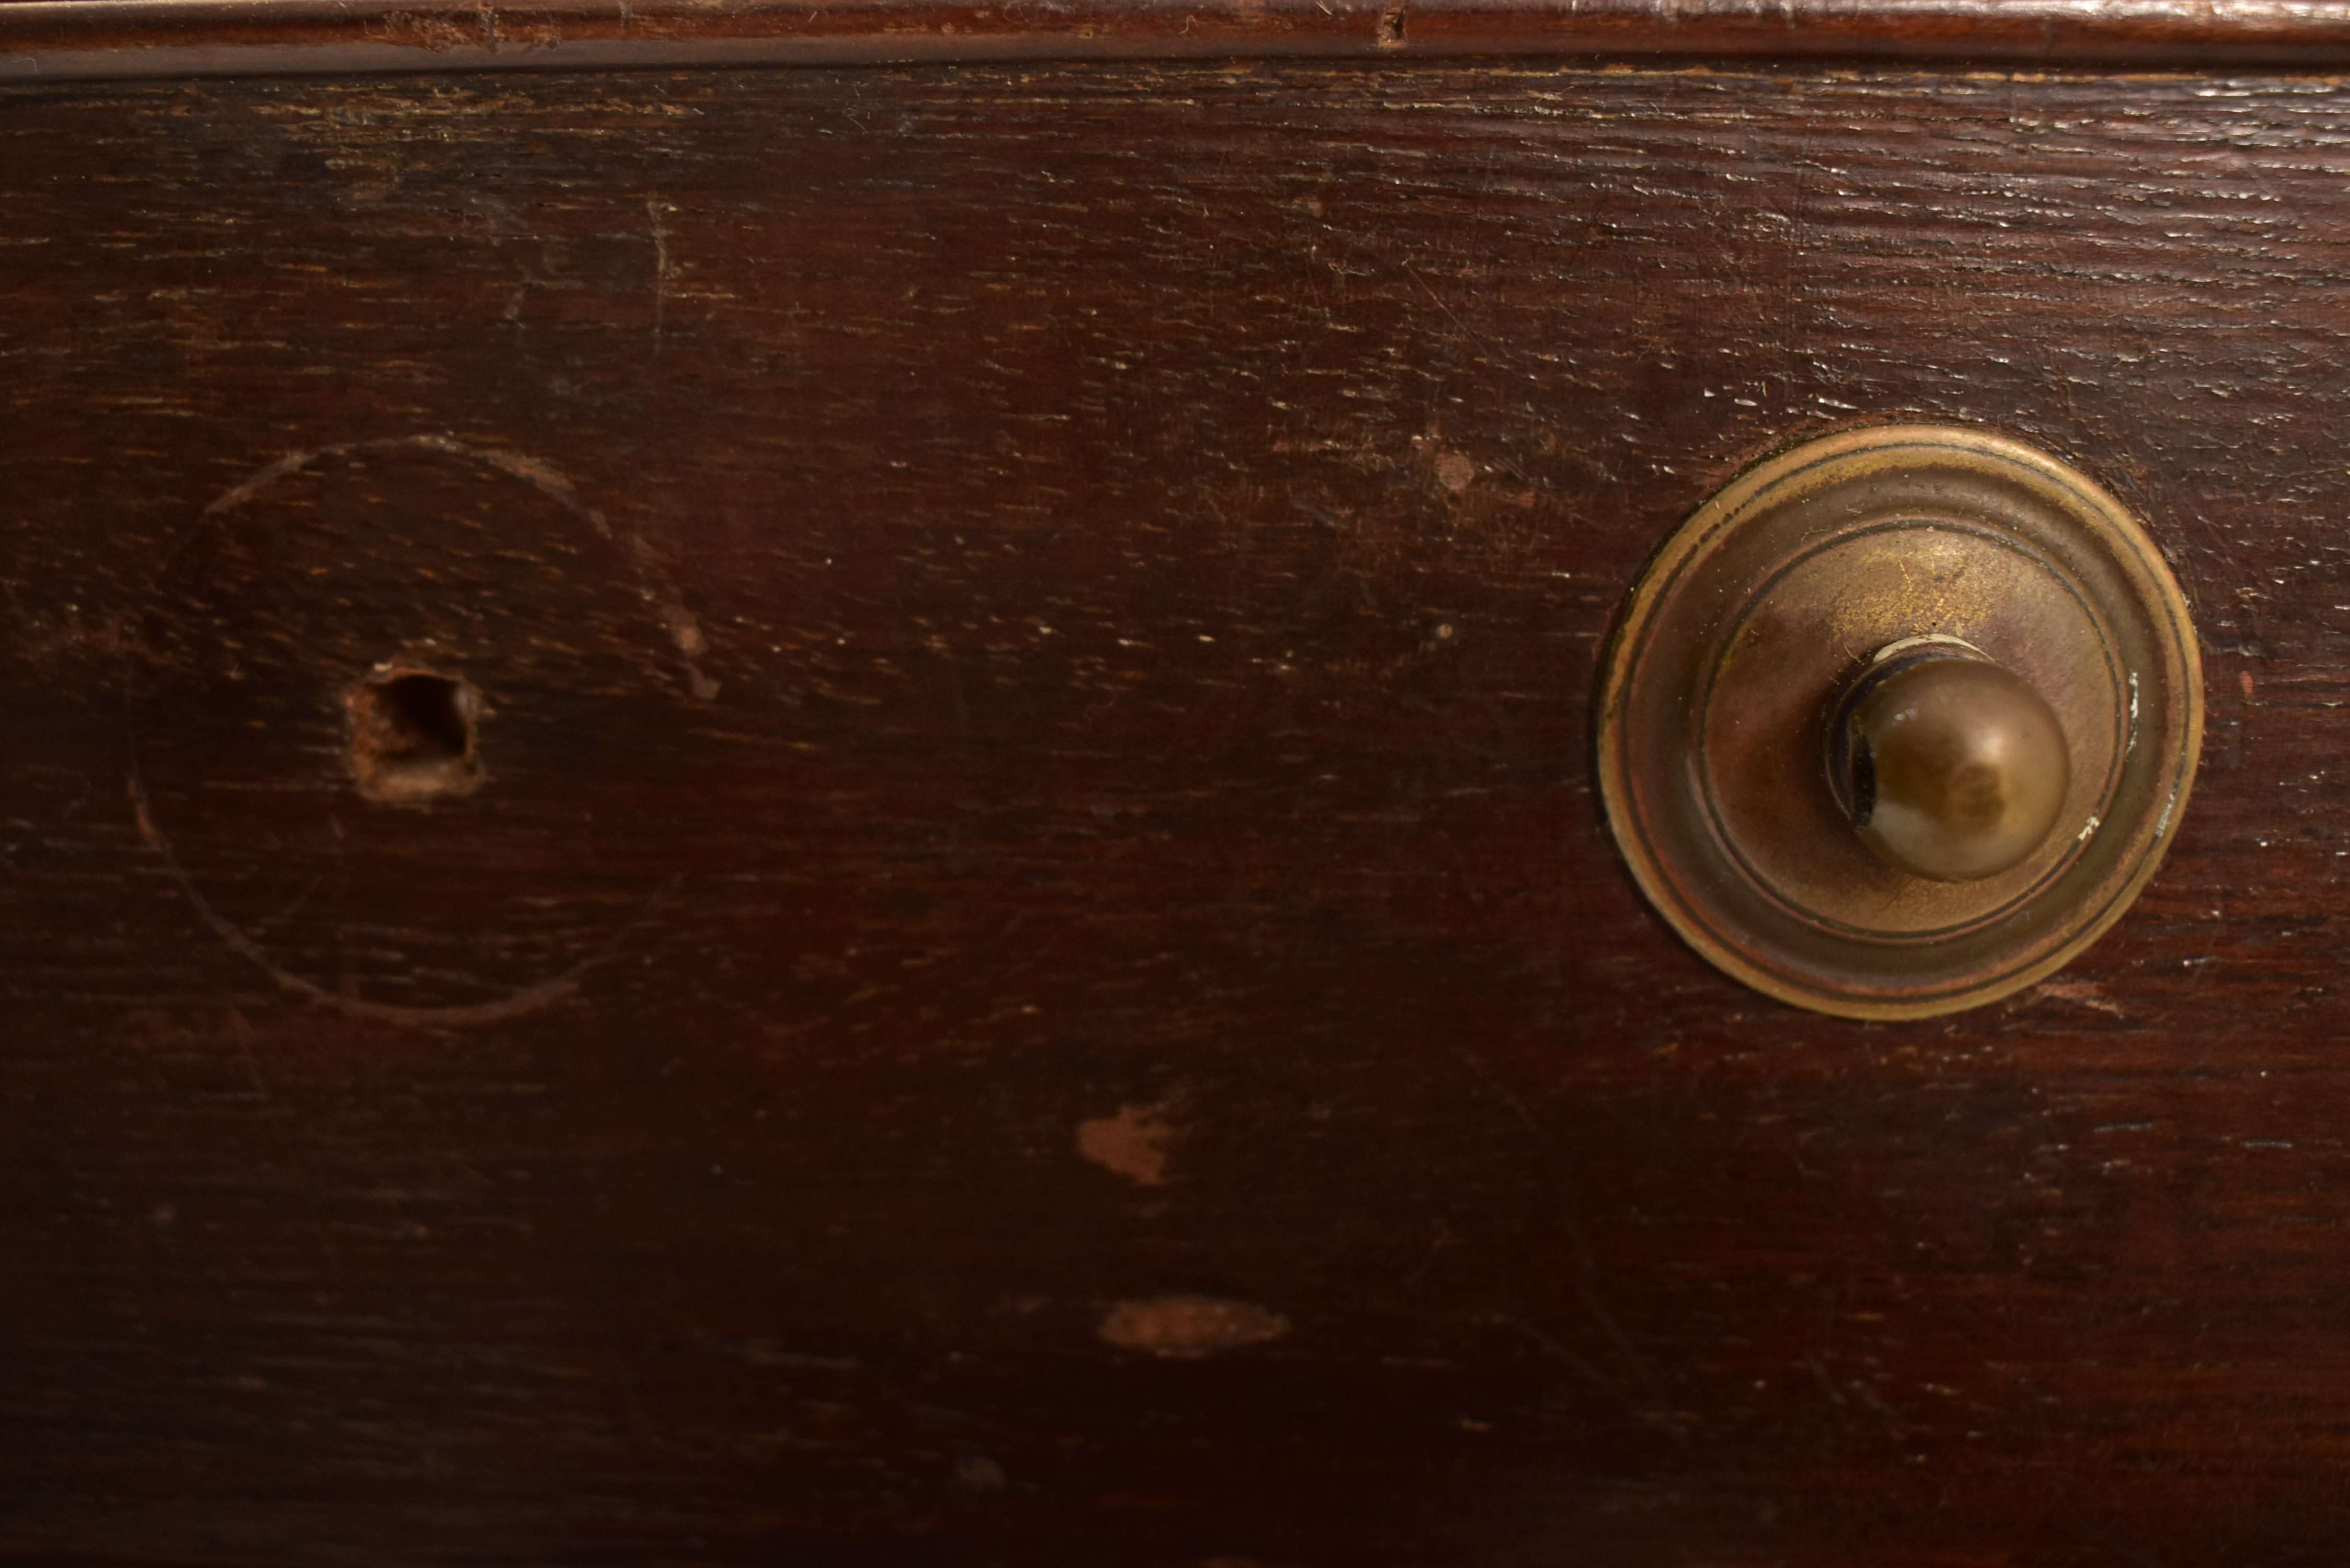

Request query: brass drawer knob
[
  {"left": 1830, "top": 641, "right": 2069, "bottom": 883},
  {"left": 1598, "top": 425, "right": 2202, "bottom": 1020}
]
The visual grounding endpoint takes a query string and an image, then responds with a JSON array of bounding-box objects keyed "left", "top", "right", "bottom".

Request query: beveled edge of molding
[{"left": 13, "top": 0, "right": 2350, "bottom": 84}]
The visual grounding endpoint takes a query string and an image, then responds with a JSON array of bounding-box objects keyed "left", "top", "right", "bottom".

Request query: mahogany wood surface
[{"left": 6, "top": 52, "right": 2350, "bottom": 1566}]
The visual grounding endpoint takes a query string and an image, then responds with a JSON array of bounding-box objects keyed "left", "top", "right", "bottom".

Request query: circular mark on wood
[{"left": 128, "top": 435, "right": 715, "bottom": 1025}]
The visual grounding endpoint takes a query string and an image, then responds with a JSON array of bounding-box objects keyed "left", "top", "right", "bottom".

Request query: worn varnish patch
[
  {"left": 1099, "top": 1296, "right": 1291, "bottom": 1357},
  {"left": 1077, "top": 1102, "right": 1173, "bottom": 1185}
]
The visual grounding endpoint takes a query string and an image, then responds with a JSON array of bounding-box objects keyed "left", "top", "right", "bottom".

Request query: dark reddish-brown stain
[{"left": 5, "top": 17, "right": 2350, "bottom": 1567}]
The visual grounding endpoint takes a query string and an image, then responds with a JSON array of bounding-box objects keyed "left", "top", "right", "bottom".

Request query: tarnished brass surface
[
  {"left": 1833, "top": 649, "right": 2071, "bottom": 883},
  {"left": 1597, "top": 425, "right": 2203, "bottom": 1019}
]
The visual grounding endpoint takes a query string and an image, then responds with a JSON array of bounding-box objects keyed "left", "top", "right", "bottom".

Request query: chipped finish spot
[
  {"left": 1099, "top": 1297, "right": 1291, "bottom": 1358},
  {"left": 1077, "top": 1102, "right": 1174, "bottom": 1185}
]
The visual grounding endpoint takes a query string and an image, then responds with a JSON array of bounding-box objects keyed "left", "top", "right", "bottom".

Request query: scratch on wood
[
  {"left": 649, "top": 194, "right": 674, "bottom": 354},
  {"left": 2031, "top": 980, "right": 2125, "bottom": 1016}
]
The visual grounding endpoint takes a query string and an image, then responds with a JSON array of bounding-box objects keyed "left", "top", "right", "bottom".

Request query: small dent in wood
[
  {"left": 347, "top": 667, "right": 485, "bottom": 804},
  {"left": 1377, "top": 4, "right": 1407, "bottom": 48}
]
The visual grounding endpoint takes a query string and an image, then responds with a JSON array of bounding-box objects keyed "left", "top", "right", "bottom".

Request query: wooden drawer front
[{"left": 3, "top": 61, "right": 2343, "bottom": 1564}]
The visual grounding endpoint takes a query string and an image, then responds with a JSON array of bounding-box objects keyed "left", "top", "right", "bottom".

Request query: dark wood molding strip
[{"left": 9, "top": 0, "right": 2350, "bottom": 82}]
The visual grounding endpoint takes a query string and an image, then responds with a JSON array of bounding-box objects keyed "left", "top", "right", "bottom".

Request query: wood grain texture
[
  {"left": 24, "top": 0, "right": 2350, "bottom": 81},
  {"left": 6, "top": 57, "right": 2350, "bottom": 1564}
]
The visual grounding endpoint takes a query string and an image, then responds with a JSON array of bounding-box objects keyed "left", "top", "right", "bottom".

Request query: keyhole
[{"left": 347, "top": 668, "right": 485, "bottom": 803}]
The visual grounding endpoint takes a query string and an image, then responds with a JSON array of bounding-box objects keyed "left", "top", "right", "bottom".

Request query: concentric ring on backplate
[{"left": 1596, "top": 425, "right": 2202, "bottom": 1020}]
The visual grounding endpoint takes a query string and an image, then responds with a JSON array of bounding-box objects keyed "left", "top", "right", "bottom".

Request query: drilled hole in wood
[{"left": 347, "top": 668, "right": 484, "bottom": 803}]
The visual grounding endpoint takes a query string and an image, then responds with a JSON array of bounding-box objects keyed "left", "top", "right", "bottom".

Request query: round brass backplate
[{"left": 1597, "top": 425, "right": 2202, "bottom": 1019}]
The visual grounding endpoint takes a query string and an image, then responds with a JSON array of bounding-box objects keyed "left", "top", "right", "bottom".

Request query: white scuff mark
[
  {"left": 1871, "top": 632, "right": 1984, "bottom": 664},
  {"left": 2034, "top": 981, "right": 2124, "bottom": 1017},
  {"left": 648, "top": 194, "right": 676, "bottom": 354}
]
